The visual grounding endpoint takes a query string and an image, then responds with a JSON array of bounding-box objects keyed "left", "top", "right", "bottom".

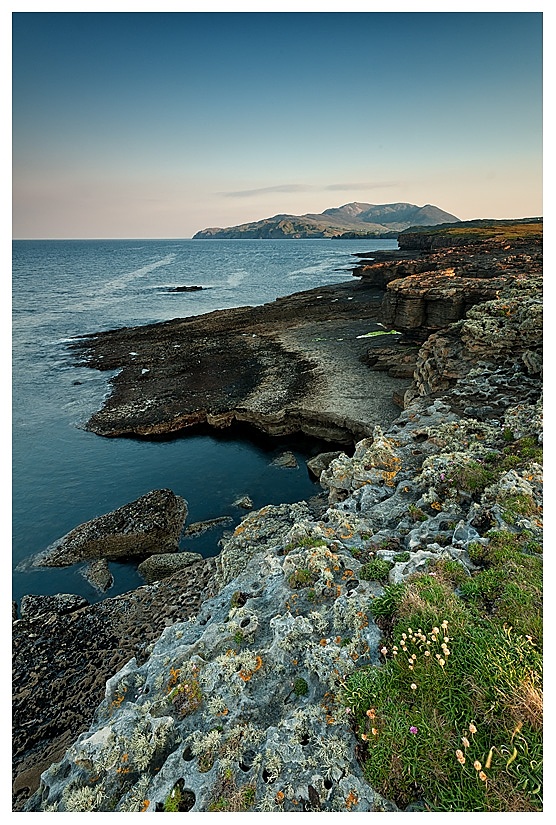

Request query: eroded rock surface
[
  {"left": 13, "top": 559, "right": 216, "bottom": 809},
  {"left": 30, "top": 490, "right": 187, "bottom": 568},
  {"left": 16, "top": 223, "right": 543, "bottom": 812},
  {"left": 25, "top": 382, "right": 542, "bottom": 812},
  {"left": 70, "top": 281, "right": 408, "bottom": 443}
]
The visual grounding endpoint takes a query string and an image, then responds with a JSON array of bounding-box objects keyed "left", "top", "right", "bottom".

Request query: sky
[{"left": 11, "top": 7, "right": 544, "bottom": 239}]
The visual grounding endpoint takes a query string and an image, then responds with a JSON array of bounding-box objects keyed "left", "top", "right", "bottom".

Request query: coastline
[{"left": 14, "top": 223, "right": 543, "bottom": 812}]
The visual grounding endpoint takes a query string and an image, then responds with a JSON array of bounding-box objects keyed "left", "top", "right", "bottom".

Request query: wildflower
[
  {"left": 361, "top": 733, "right": 368, "bottom": 741},
  {"left": 366, "top": 708, "right": 376, "bottom": 719},
  {"left": 456, "top": 749, "right": 466, "bottom": 765},
  {"left": 443, "top": 636, "right": 450, "bottom": 644},
  {"left": 410, "top": 726, "right": 418, "bottom": 734},
  {"left": 461, "top": 736, "right": 470, "bottom": 749},
  {"left": 407, "top": 627, "right": 413, "bottom": 634},
  {"left": 424, "top": 650, "right": 430, "bottom": 657},
  {"left": 412, "top": 653, "right": 417, "bottom": 660},
  {"left": 410, "top": 683, "right": 417, "bottom": 691},
  {"left": 438, "top": 658, "right": 445, "bottom": 667},
  {"left": 469, "top": 723, "right": 477, "bottom": 734},
  {"left": 392, "top": 650, "right": 398, "bottom": 656},
  {"left": 479, "top": 771, "right": 487, "bottom": 782},
  {"left": 380, "top": 646, "right": 388, "bottom": 655},
  {"left": 441, "top": 620, "right": 449, "bottom": 630},
  {"left": 371, "top": 727, "right": 379, "bottom": 736},
  {"left": 474, "top": 760, "right": 482, "bottom": 772}
]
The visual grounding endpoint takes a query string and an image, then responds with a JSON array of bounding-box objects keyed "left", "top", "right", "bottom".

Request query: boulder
[
  {"left": 306, "top": 450, "right": 342, "bottom": 478},
  {"left": 233, "top": 495, "right": 253, "bottom": 510},
  {"left": 34, "top": 489, "right": 187, "bottom": 567},
  {"left": 82, "top": 559, "right": 114, "bottom": 593},
  {"left": 271, "top": 450, "right": 298, "bottom": 469}
]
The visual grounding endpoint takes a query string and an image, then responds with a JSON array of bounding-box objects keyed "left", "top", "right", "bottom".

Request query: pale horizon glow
[{"left": 12, "top": 10, "right": 543, "bottom": 239}]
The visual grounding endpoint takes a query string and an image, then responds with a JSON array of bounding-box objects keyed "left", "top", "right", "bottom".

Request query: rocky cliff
[{"left": 15, "top": 220, "right": 543, "bottom": 812}]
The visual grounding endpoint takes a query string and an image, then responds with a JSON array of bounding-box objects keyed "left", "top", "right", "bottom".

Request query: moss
[
  {"left": 293, "top": 677, "right": 309, "bottom": 697},
  {"left": 284, "top": 535, "right": 327, "bottom": 554},
  {"left": 288, "top": 568, "right": 317, "bottom": 589},
  {"left": 163, "top": 780, "right": 195, "bottom": 812}
]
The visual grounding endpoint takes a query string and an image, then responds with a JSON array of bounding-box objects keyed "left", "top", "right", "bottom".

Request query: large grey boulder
[{"left": 33, "top": 489, "right": 187, "bottom": 567}]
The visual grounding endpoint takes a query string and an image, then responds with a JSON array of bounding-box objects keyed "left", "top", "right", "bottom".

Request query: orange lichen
[
  {"left": 140, "top": 800, "right": 150, "bottom": 812},
  {"left": 346, "top": 791, "right": 359, "bottom": 809},
  {"left": 166, "top": 667, "right": 180, "bottom": 692}
]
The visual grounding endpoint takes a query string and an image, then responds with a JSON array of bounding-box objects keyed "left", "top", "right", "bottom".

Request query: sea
[{"left": 12, "top": 238, "right": 398, "bottom": 606}]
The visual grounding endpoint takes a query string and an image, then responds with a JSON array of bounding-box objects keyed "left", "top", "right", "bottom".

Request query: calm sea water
[{"left": 12, "top": 238, "right": 398, "bottom": 605}]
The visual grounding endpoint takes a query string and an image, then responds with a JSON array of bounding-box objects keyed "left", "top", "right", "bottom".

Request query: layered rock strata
[{"left": 70, "top": 281, "right": 409, "bottom": 443}]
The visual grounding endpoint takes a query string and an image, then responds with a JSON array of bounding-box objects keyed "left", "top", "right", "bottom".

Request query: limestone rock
[
  {"left": 183, "top": 516, "right": 233, "bottom": 536},
  {"left": 19, "top": 593, "right": 89, "bottom": 620},
  {"left": 306, "top": 450, "right": 342, "bottom": 478},
  {"left": 82, "top": 559, "right": 114, "bottom": 593},
  {"left": 233, "top": 495, "right": 253, "bottom": 510},
  {"left": 32, "top": 490, "right": 188, "bottom": 568},
  {"left": 271, "top": 450, "right": 299, "bottom": 469},
  {"left": 137, "top": 551, "right": 204, "bottom": 584}
]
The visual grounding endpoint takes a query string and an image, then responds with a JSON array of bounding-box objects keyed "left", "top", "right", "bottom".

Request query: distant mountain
[{"left": 193, "top": 202, "right": 460, "bottom": 239}]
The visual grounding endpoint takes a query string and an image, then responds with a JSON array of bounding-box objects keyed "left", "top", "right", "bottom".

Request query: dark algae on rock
[{"left": 15, "top": 219, "right": 542, "bottom": 812}]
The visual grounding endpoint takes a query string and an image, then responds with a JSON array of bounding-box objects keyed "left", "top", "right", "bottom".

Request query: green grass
[
  {"left": 399, "top": 219, "right": 542, "bottom": 244},
  {"left": 340, "top": 528, "right": 542, "bottom": 812},
  {"left": 360, "top": 558, "right": 393, "bottom": 582}
]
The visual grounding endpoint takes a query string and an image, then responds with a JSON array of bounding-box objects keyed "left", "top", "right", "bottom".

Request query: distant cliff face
[{"left": 193, "top": 202, "right": 460, "bottom": 239}]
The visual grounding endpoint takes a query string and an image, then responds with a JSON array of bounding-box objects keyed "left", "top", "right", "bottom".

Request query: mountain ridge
[{"left": 193, "top": 201, "right": 460, "bottom": 239}]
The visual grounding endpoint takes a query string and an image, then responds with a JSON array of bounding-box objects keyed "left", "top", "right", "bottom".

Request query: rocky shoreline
[{"left": 13, "top": 221, "right": 543, "bottom": 811}]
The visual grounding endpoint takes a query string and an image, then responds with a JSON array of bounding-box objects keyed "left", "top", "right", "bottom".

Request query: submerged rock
[
  {"left": 82, "top": 559, "right": 114, "bottom": 593},
  {"left": 233, "top": 495, "right": 253, "bottom": 510},
  {"left": 271, "top": 450, "right": 299, "bottom": 469},
  {"left": 183, "top": 516, "right": 233, "bottom": 536}
]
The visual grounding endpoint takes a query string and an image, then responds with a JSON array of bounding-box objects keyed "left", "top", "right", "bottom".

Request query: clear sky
[{"left": 11, "top": 8, "right": 543, "bottom": 239}]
